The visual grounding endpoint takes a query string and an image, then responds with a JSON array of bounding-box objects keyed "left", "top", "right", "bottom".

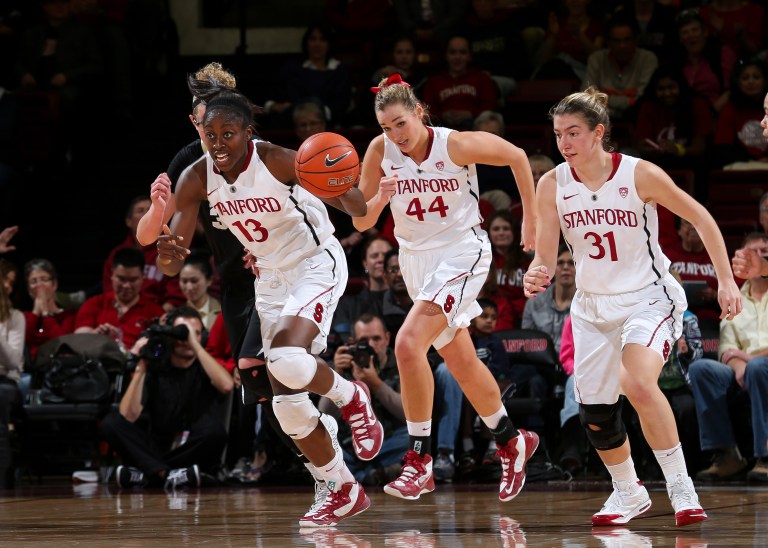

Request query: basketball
[{"left": 295, "top": 132, "right": 360, "bottom": 199}]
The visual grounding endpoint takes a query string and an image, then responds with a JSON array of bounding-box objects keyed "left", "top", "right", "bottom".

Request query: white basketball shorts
[
  {"left": 256, "top": 238, "right": 347, "bottom": 356},
  {"left": 571, "top": 272, "right": 686, "bottom": 405},
  {"left": 399, "top": 227, "right": 491, "bottom": 349}
]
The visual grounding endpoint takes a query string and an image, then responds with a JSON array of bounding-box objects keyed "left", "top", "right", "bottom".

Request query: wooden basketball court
[{"left": 1, "top": 481, "right": 766, "bottom": 546}]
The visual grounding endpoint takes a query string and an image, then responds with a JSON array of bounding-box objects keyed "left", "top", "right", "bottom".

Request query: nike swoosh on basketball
[
  {"left": 324, "top": 151, "right": 353, "bottom": 167},
  {"left": 563, "top": 194, "right": 579, "bottom": 200}
]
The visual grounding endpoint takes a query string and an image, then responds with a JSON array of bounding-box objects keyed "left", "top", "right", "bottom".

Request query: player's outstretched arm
[
  {"left": 322, "top": 186, "right": 368, "bottom": 217},
  {"left": 157, "top": 163, "right": 204, "bottom": 276},
  {"left": 353, "top": 135, "right": 394, "bottom": 232},
  {"left": 448, "top": 131, "right": 536, "bottom": 251},
  {"left": 137, "top": 173, "right": 176, "bottom": 246},
  {"left": 524, "top": 170, "right": 559, "bottom": 298},
  {"left": 636, "top": 160, "right": 742, "bottom": 320}
]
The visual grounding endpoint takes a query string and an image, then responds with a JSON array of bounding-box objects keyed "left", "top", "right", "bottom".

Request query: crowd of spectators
[{"left": 1, "top": 0, "right": 768, "bottom": 488}]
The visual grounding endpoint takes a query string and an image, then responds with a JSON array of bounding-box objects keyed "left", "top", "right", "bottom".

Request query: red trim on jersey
[
  {"left": 570, "top": 152, "right": 622, "bottom": 184},
  {"left": 404, "top": 126, "right": 435, "bottom": 164},
  {"left": 212, "top": 139, "right": 255, "bottom": 175},
  {"left": 646, "top": 311, "right": 674, "bottom": 347}
]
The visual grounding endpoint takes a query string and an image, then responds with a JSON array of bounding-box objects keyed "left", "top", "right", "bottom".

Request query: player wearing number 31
[
  {"left": 525, "top": 87, "right": 742, "bottom": 527},
  {"left": 353, "top": 73, "right": 539, "bottom": 502},
  {"left": 160, "top": 84, "right": 385, "bottom": 528}
]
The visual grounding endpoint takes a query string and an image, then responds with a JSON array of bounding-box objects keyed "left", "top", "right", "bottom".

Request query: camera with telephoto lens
[
  {"left": 138, "top": 321, "right": 190, "bottom": 366},
  {"left": 348, "top": 337, "right": 379, "bottom": 369}
]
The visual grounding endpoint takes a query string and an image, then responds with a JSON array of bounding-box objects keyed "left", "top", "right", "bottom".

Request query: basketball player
[
  {"left": 524, "top": 88, "right": 742, "bottom": 526},
  {"left": 153, "top": 83, "right": 384, "bottom": 527},
  {"left": 353, "top": 73, "right": 539, "bottom": 502},
  {"left": 135, "top": 65, "right": 340, "bottom": 517}
]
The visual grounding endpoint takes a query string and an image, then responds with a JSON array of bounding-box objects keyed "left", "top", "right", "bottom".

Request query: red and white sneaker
[
  {"left": 667, "top": 473, "right": 708, "bottom": 526},
  {"left": 341, "top": 381, "right": 383, "bottom": 461},
  {"left": 383, "top": 450, "right": 436, "bottom": 500},
  {"left": 298, "top": 481, "right": 371, "bottom": 528},
  {"left": 498, "top": 429, "right": 540, "bottom": 502},
  {"left": 592, "top": 480, "right": 652, "bottom": 526}
]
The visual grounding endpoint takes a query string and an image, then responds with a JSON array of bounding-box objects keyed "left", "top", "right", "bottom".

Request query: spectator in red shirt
[
  {"left": 714, "top": 57, "right": 768, "bottom": 169},
  {"left": 102, "top": 195, "right": 184, "bottom": 310},
  {"left": 666, "top": 217, "right": 720, "bottom": 321},
  {"left": 77, "top": 248, "right": 165, "bottom": 351},
  {"left": 22, "top": 258, "right": 76, "bottom": 362},
  {"left": 422, "top": 35, "right": 498, "bottom": 129}
]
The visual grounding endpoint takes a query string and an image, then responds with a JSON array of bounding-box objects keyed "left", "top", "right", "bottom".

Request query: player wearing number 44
[
  {"left": 525, "top": 87, "right": 741, "bottom": 527},
  {"left": 153, "top": 81, "right": 385, "bottom": 528},
  {"left": 353, "top": 73, "right": 539, "bottom": 503}
]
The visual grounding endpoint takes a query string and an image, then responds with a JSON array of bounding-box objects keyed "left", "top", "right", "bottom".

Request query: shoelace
[
  {"left": 394, "top": 451, "right": 426, "bottom": 485},
  {"left": 342, "top": 398, "right": 373, "bottom": 442},
  {"left": 670, "top": 480, "right": 695, "bottom": 506},
  {"left": 315, "top": 489, "right": 345, "bottom": 516},
  {"left": 308, "top": 481, "right": 331, "bottom": 514}
]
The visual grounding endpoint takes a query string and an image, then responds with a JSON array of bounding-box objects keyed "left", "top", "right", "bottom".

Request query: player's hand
[
  {"left": 523, "top": 265, "right": 549, "bottom": 298},
  {"left": 717, "top": 278, "right": 742, "bottom": 321},
  {"left": 732, "top": 247, "right": 763, "bottom": 280},
  {"left": 378, "top": 175, "right": 397, "bottom": 201},
  {"left": 157, "top": 225, "right": 189, "bottom": 265},
  {"left": 520, "top": 218, "right": 535, "bottom": 252},
  {"left": 150, "top": 173, "right": 172, "bottom": 209},
  {"left": 242, "top": 249, "right": 259, "bottom": 276}
]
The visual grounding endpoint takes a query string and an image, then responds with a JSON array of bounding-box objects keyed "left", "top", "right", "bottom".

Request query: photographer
[
  {"left": 321, "top": 313, "right": 407, "bottom": 485},
  {"left": 100, "top": 306, "right": 234, "bottom": 490}
]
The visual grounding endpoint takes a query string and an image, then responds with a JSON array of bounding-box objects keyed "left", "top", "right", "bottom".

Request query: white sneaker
[
  {"left": 302, "top": 413, "right": 342, "bottom": 522},
  {"left": 298, "top": 481, "right": 370, "bottom": 527},
  {"left": 667, "top": 473, "right": 708, "bottom": 526},
  {"left": 592, "top": 480, "right": 652, "bottom": 526}
]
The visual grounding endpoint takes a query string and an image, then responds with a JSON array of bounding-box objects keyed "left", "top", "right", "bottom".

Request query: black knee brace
[
  {"left": 238, "top": 364, "right": 274, "bottom": 401},
  {"left": 579, "top": 400, "right": 627, "bottom": 451}
]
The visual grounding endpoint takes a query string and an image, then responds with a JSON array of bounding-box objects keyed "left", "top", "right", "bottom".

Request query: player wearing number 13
[
  {"left": 353, "top": 74, "right": 539, "bottom": 502},
  {"left": 163, "top": 85, "right": 385, "bottom": 527},
  {"left": 525, "top": 87, "right": 742, "bottom": 527}
]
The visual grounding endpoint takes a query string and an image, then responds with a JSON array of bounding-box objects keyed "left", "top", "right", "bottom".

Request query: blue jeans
[
  {"left": 560, "top": 375, "right": 579, "bottom": 427},
  {"left": 434, "top": 362, "right": 463, "bottom": 453},
  {"left": 344, "top": 425, "right": 410, "bottom": 482},
  {"left": 688, "top": 357, "right": 768, "bottom": 457}
]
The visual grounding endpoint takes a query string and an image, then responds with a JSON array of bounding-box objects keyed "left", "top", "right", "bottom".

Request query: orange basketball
[{"left": 295, "top": 132, "right": 360, "bottom": 199}]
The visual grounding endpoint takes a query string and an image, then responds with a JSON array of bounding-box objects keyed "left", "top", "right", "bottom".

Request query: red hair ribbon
[{"left": 370, "top": 73, "right": 411, "bottom": 93}]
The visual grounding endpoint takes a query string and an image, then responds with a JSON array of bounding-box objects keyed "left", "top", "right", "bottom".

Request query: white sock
[
  {"left": 653, "top": 443, "right": 688, "bottom": 483},
  {"left": 606, "top": 456, "right": 640, "bottom": 484},
  {"left": 479, "top": 404, "right": 507, "bottom": 430},
  {"left": 322, "top": 370, "right": 357, "bottom": 407},
  {"left": 317, "top": 451, "right": 355, "bottom": 491},
  {"left": 407, "top": 420, "right": 432, "bottom": 437},
  {"left": 303, "top": 461, "right": 323, "bottom": 483}
]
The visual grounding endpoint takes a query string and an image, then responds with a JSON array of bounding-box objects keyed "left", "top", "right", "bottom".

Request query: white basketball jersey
[
  {"left": 555, "top": 153, "right": 671, "bottom": 294},
  {"left": 206, "top": 141, "right": 335, "bottom": 270},
  {"left": 382, "top": 126, "right": 484, "bottom": 252}
]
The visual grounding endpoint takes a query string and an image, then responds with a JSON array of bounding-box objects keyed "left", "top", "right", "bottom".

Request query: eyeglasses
[
  {"left": 28, "top": 276, "right": 53, "bottom": 286},
  {"left": 556, "top": 259, "right": 575, "bottom": 268},
  {"left": 386, "top": 266, "right": 401, "bottom": 275}
]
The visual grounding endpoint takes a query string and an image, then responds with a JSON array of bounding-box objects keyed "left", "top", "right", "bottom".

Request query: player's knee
[
  {"left": 272, "top": 392, "right": 320, "bottom": 440},
  {"left": 266, "top": 346, "right": 317, "bottom": 390},
  {"left": 237, "top": 363, "right": 273, "bottom": 400},
  {"left": 394, "top": 331, "right": 428, "bottom": 367},
  {"left": 579, "top": 401, "right": 626, "bottom": 451}
]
